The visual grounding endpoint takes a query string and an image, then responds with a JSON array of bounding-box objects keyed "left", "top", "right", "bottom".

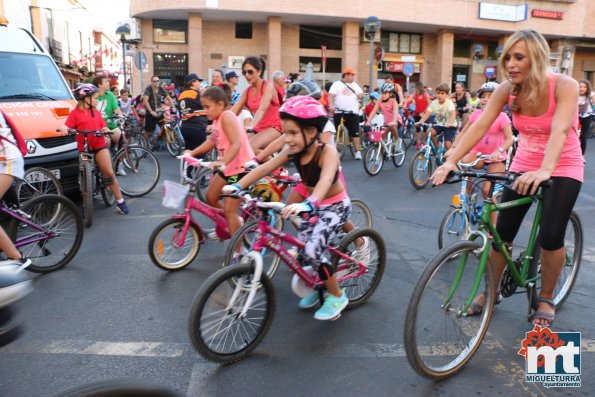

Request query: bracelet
[{"left": 305, "top": 196, "right": 319, "bottom": 209}]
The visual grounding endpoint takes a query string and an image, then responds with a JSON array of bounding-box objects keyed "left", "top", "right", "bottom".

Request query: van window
[{"left": 0, "top": 53, "right": 71, "bottom": 101}]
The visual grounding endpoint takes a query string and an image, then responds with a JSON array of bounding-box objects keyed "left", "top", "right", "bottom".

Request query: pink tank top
[
  {"left": 469, "top": 109, "right": 510, "bottom": 156},
  {"left": 246, "top": 80, "right": 282, "bottom": 133},
  {"left": 509, "top": 74, "right": 583, "bottom": 182},
  {"left": 211, "top": 110, "right": 255, "bottom": 176},
  {"left": 379, "top": 98, "right": 402, "bottom": 125}
]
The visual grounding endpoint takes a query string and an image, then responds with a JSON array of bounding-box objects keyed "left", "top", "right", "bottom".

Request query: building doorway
[{"left": 452, "top": 65, "right": 469, "bottom": 92}]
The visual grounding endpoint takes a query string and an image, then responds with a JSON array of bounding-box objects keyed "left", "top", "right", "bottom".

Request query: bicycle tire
[
  {"left": 148, "top": 218, "right": 201, "bottom": 271},
  {"left": 222, "top": 216, "right": 283, "bottom": 280},
  {"left": 437, "top": 207, "right": 471, "bottom": 250},
  {"left": 80, "top": 162, "right": 93, "bottom": 228},
  {"left": 17, "top": 194, "right": 83, "bottom": 273},
  {"left": 408, "top": 150, "right": 432, "bottom": 190},
  {"left": 332, "top": 228, "right": 385, "bottom": 308},
  {"left": 363, "top": 143, "right": 384, "bottom": 176},
  {"left": 336, "top": 125, "right": 348, "bottom": 160},
  {"left": 404, "top": 240, "right": 494, "bottom": 380},
  {"left": 392, "top": 138, "right": 406, "bottom": 167},
  {"left": 129, "top": 132, "right": 148, "bottom": 149},
  {"left": 188, "top": 260, "right": 275, "bottom": 364},
  {"left": 403, "top": 123, "right": 415, "bottom": 150},
  {"left": 194, "top": 167, "right": 214, "bottom": 203},
  {"left": 165, "top": 127, "right": 183, "bottom": 157},
  {"left": 350, "top": 198, "right": 373, "bottom": 229},
  {"left": 53, "top": 380, "right": 181, "bottom": 397},
  {"left": 528, "top": 211, "right": 582, "bottom": 310},
  {"left": 16, "top": 167, "right": 63, "bottom": 205},
  {"left": 114, "top": 146, "right": 160, "bottom": 198}
]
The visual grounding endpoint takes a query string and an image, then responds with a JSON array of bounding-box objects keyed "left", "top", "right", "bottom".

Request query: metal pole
[
  {"left": 121, "top": 38, "right": 127, "bottom": 91},
  {"left": 369, "top": 33, "right": 374, "bottom": 90}
]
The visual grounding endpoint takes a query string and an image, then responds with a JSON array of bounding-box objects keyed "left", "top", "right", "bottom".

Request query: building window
[
  {"left": 153, "top": 53, "right": 188, "bottom": 88},
  {"left": 453, "top": 38, "right": 472, "bottom": 58},
  {"left": 299, "top": 25, "right": 342, "bottom": 50},
  {"left": 487, "top": 42, "right": 499, "bottom": 60},
  {"left": 235, "top": 23, "right": 253, "bottom": 39},
  {"left": 153, "top": 19, "right": 187, "bottom": 43},
  {"left": 381, "top": 32, "right": 422, "bottom": 54},
  {"left": 299, "top": 56, "right": 341, "bottom": 73}
]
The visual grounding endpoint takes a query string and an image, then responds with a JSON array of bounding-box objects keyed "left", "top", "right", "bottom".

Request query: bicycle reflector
[{"left": 452, "top": 194, "right": 462, "bottom": 207}]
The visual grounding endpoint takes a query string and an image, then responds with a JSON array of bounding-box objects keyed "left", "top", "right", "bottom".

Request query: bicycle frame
[
  {"left": 0, "top": 204, "right": 56, "bottom": 250},
  {"left": 445, "top": 186, "right": 543, "bottom": 314}
]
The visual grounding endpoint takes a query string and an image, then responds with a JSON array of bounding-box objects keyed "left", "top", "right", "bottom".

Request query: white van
[{"left": 0, "top": 22, "right": 79, "bottom": 192}]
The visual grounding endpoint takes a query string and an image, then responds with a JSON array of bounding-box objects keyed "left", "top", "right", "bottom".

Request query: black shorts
[
  {"left": 221, "top": 172, "right": 247, "bottom": 184},
  {"left": 334, "top": 112, "right": 360, "bottom": 138},
  {"left": 433, "top": 125, "right": 457, "bottom": 142}
]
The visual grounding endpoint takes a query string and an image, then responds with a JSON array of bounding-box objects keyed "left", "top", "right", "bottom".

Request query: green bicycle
[{"left": 404, "top": 171, "right": 582, "bottom": 380}]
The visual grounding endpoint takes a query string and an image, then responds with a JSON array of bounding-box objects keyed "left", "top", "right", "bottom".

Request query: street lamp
[
  {"left": 115, "top": 24, "right": 131, "bottom": 90},
  {"left": 363, "top": 16, "right": 381, "bottom": 90}
]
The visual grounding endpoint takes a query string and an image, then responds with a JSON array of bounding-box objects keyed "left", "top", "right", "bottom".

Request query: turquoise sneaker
[
  {"left": 314, "top": 289, "right": 348, "bottom": 321},
  {"left": 299, "top": 291, "right": 321, "bottom": 309}
]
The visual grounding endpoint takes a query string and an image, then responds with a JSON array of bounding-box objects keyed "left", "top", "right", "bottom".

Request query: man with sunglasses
[
  {"left": 328, "top": 68, "right": 364, "bottom": 159},
  {"left": 142, "top": 75, "right": 175, "bottom": 142}
]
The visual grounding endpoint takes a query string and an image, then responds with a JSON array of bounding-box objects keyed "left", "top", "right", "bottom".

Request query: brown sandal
[{"left": 529, "top": 297, "right": 555, "bottom": 327}]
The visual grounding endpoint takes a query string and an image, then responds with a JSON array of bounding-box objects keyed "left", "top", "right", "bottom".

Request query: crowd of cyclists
[{"left": 1, "top": 28, "right": 594, "bottom": 352}]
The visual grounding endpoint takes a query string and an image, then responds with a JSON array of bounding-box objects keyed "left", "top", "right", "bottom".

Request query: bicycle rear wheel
[
  {"left": 114, "top": 146, "right": 160, "bottom": 197},
  {"left": 188, "top": 261, "right": 275, "bottom": 364},
  {"left": 148, "top": 218, "right": 201, "bottom": 271},
  {"left": 438, "top": 207, "right": 471, "bottom": 249},
  {"left": 332, "top": 228, "right": 385, "bottom": 308},
  {"left": 165, "top": 127, "right": 183, "bottom": 157},
  {"left": 97, "top": 172, "right": 115, "bottom": 207},
  {"left": 80, "top": 162, "right": 93, "bottom": 227},
  {"left": 528, "top": 211, "right": 582, "bottom": 310},
  {"left": 404, "top": 240, "right": 494, "bottom": 380},
  {"left": 363, "top": 143, "right": 384, "bottom": 176},
  {"left": 16, "top": 167, "right": 63, "bottom": 205},
  {"left": 336, "top": 125, "right": 348, "bottom": 160},
  {"left": 403, "top": 123, "right": 415, "bottom": 149},
  {"left": 16, "top": 195, "right": 83, "bottom": 273},
  {"left": 350, "top": 198, "right": 373, "bottom": 229},
  {"left": 408, "top": 150, "right": 432, "bottom": 190}
]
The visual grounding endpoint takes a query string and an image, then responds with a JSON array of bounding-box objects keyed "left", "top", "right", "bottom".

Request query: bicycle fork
[{"left": 228, "top": 251, "right": 264, "bottom": 318}]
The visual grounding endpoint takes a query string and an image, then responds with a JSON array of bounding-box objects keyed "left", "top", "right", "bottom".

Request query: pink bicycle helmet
[
  {"left": 279, "top": 96, "right": 327, "bottom": 131},
  {"left": 73, "top": 83, "right": 99, "bottom": 101}
]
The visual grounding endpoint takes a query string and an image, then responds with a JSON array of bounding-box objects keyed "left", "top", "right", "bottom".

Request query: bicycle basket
[
  {"left": 162, "top": 180, "right": 188, "bottom": 209},
  {"left": 368, "top": 129, "right": 383, "bottom": 142}
]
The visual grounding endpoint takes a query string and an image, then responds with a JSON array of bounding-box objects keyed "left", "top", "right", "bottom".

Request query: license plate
[{"left": 26, "top": 169, "right": 61, "bottom": 183}]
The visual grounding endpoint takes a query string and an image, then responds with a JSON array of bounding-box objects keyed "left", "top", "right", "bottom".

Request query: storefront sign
[
  {"left": 479, "top": 2, "right": 528, "bottom": 22},
  {"left": 531, "top": 9, "right": 564, "bottom": 20},
  {"left": 228, "top": 56, "right": 245, "bottom": 69},
  {"left": 384, "top": 62, "right": 421, "bottom": 74}
]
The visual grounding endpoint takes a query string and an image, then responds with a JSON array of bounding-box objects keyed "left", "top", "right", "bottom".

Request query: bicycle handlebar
[
  {"left": 444, "top": 170, "right": 554, "bottom": 190},
  {"left": 177, "top": 155, "right": 225, "bottom": 172},
  {"left": 57, "top": 128, "right": 114, "bottom": 137},
  {"left": 457, "top": 153, "right": 496, "bottom": 169}
]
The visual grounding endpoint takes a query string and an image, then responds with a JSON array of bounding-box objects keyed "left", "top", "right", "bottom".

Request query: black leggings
[
  {"left": 495, "top": 176, "right": 581, "bottom": 251},
  {"left": 579, "top": 116, "right": 592, "bottom": 155}
]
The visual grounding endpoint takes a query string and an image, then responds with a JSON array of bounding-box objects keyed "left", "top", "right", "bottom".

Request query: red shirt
[
  {"left": 364, "top": 102, "right": 375, "bottom": 117},
  {"left": 65, "top": 108, "right": 108, "bottom": 151}
]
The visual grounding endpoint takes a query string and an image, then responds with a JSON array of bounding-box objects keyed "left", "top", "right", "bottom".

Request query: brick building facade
[{"left": 129, "top": 0, "right": 595, "bottom": 95}]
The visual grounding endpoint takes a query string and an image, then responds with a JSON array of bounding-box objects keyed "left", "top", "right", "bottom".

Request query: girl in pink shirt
[
  {"left": 432, "top": 30, "right": 583, "bottom": 327},
  {"left": 185, "top": 86, "right": 255, "bottom": 238},
  {"left": 365, "top": 83, "right": 402, "bottom": 141}
]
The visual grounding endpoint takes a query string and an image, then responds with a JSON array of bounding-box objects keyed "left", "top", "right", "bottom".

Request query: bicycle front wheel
[
  {"left": 114, "top": 146, "right": 161, "bottom": 197},
  {"left": 165, "top": 128, "right": 183, "bottom": 157},
  {"left": 16, "top": 167, "right": 63, "bottom": 205},
  {"left": 80, "top": 162, "right": 93, "bottom": 227},
  {"left": 188, "top": 262, "right": 275, "bottom": 364},
  {"left": 332, "top": 228, "right": 386, "bottom": 308},
  {"left": 194, "top": 167, "right": 214, "bottom": 203},
  {"left": 438, "top": 207, "right": 471, "bottom": 250},
  {"left": 17, "top": 195, "right": 84, "bottom": 273},
  {"left": 408, "top": 150, "right": 432, "bottom": 190},
  {"left": 528, "top": 211, "right": 582, "bottom": 310},
  {"left": 148, "top": 218, "right": 201, "bottom": 271},
  {"left": 336, "top": 125, "right": 348, "bottom": 160},
  {"left": 403, "top": 123, "right": 415, "bottom": 149},
  {"left": 363, "top": 143, "right": 384, "bottom": 176},
  {"left": 404, "top": 240, "right": 494, "bottom": 380}
]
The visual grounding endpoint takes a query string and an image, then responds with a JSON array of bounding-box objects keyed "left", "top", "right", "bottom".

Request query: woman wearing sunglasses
[{"left": 231, "top": 56, "right": 282, "bottom": 154}]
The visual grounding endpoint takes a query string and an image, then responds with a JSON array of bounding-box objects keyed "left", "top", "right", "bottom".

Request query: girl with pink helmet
[{"left": 224, "top": 95, "right": 352, "bottom": 321}]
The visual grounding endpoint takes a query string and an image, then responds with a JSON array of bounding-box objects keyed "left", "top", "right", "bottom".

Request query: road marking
[{"left": 0, "top": 340, "right": 186, "bottom": 357}]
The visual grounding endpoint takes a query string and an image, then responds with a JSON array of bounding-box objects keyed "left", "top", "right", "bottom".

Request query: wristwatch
[{"left": 497, "top": 147, "right": 505, "bottom": 153}]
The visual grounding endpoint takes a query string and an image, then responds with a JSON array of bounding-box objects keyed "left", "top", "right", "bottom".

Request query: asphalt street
[{"left": 0, "top": 143, "right": 594, "bottom": 397}]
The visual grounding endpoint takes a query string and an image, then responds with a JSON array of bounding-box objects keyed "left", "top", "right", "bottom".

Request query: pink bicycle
[
  {"left": 148, "top": 157, "right": 282, "bottom": 271},
  {"left": 188, "top": 193, "right": 386, "bottom": 363}
]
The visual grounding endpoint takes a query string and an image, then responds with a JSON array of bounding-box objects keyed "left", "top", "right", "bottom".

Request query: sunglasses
[
  {"left": 242, "top": 69, "right": 257, "bottom": 76},
  {"left": 152, "top": 79, "right": 160, "bottom": 83}
]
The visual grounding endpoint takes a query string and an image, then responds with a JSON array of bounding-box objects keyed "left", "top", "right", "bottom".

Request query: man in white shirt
[{"left": 329, "top": 68, "right": 364, "bottom": 159}]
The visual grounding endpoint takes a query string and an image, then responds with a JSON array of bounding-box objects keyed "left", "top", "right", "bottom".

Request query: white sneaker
[
  {"left": 354, "top": 151, "right": 362, "bottom": 160},
  {"left": 355, "top": 237, "right": 370, "bottom": 267},
  {"left": 117, "top": 164, "right": 127, "bottom": 176}
]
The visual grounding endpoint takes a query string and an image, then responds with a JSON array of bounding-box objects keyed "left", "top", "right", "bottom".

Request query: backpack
[{"left": 0, "top": 111, "right": 29, "bottom": 157}]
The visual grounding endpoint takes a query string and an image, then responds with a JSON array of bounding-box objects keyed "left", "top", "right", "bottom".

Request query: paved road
[{"left": 0, "top": 145, "right": 594, "bottom": 397}]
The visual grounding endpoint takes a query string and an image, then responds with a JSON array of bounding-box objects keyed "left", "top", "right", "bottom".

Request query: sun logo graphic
[{"left": 518, "top": 324, "right": 581, "bottom": 388}]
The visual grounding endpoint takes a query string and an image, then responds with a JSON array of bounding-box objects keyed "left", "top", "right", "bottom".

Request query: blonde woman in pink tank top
[
  {"left": 231, "top": 56, "right": 283, "bottom": 155},
  {"left": 185, "top": 86, "right": 255, "bottom": 238},
  {"left": 432, "top": 30, "right": 583, "bottom": 327}
]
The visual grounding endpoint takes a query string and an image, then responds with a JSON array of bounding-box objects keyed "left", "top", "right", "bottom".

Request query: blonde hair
[{"left": 499, "top": 30, "right": 550, "bottom": 112}]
